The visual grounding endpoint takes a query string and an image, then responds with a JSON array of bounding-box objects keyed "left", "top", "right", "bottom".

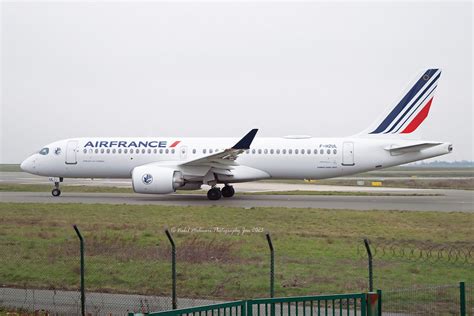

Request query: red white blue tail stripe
[{"left": 370, "top": 69, "right": 441, "bottom": 134}]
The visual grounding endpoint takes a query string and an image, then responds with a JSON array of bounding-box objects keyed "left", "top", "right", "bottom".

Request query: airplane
[{"left": 21, "top": 68, "right": 452, "bottom": 200}]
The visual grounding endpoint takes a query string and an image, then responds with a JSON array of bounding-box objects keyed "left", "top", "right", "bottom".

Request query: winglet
[{"left": 232, "top": 129, "right": 259, "bottom": 149}]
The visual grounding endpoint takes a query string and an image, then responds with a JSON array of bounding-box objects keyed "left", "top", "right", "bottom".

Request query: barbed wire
[{"left": 357, "top": 241, "right": 474, "bottom": 265}]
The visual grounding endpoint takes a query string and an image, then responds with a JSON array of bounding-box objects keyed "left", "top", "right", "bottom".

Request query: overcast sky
[{"left": 1, "top": 1, "right": 472, "bottom": 163}]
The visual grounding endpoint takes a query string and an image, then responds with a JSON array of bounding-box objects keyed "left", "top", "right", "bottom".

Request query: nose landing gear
[{"left": 50, "top": 177, "right": 63, "bottom": 197}]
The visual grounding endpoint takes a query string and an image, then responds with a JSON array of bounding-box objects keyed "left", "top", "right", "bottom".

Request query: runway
[
  {"left": 1, "top": 190, "right": 472, "bottom": 212},
  {"left": 1, "top": 172, "right": 473, "bottom": 212}
]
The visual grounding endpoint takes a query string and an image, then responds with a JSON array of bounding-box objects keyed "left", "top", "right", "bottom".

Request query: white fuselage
[{"left": 21, "top": 136, "right": 452, "bottom": 182}]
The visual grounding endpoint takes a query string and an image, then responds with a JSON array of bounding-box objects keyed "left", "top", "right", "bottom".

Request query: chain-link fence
[
  {"left": 381, "top": 284, "right": 464, "bottom": 315},
  {"left": 1, "top": 228, "right": 472, "bottom": 315}
]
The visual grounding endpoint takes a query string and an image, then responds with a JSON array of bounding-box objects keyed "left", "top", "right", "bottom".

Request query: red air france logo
[{"left": 169, "top": 141, "right": 181, "bottom": 148}]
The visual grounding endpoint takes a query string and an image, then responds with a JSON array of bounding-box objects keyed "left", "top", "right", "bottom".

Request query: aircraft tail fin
[{"left": 357, "top": 69, "right": 441, "bottom": 137}]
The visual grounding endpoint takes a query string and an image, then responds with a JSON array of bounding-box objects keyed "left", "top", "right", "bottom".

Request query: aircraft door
[
  {"left": 65, "top": 140, "right": 78, "bottom": 164},
  {"left": 342, "top": 142, "right": 355, "bottom": 166},
  {"left": 180, "top": 146, "right": 187, "bottom": 160}
]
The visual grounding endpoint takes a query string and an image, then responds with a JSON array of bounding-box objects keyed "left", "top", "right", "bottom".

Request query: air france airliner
[{"left": 21, "top": 69, "right": 452, "bottom": 200}]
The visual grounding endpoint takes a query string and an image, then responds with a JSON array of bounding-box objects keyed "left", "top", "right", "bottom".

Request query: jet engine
[{"left": 132, "top": 165, "right": 184, "bottom": 194}]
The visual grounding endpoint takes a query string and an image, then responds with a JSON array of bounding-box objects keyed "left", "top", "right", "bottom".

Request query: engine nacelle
[{"left": 132, "top": 165, "right": 184, "bottom": 194}]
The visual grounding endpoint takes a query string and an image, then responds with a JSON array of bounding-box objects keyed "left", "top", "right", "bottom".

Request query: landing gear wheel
[
  {"left": 207, "top": 187, "right": 222, "bottom": 200},
  {"left": 52, "top": 188, "right": 61, "bottom": 197},
  {"left": 221, "top": 185, "right": 235, "bottom": 198}
]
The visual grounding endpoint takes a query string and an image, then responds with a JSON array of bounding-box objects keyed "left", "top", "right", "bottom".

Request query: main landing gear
[
  {"left": 221, "top": 185, "right": 235, "bottom": 198},
  {"left": 207, "top": 185, "right": 235, "bottom": 200},
  {"left": 51, "top": 178, "right": 63, "bottom": 197}
]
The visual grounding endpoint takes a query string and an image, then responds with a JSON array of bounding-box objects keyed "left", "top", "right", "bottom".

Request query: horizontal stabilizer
[{"left": 385, "top": 142, "right": 442, "bottom": 154}]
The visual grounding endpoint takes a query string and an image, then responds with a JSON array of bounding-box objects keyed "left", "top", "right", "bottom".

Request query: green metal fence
[
  {"left": 144, "top": 301, "right": 247, "bottom": 316},
  {"left": 247, "top": 293, "right": 368, "bottom": 316},
  {"left": 132, "top": 293, "right": 374, "bottom": 316}
]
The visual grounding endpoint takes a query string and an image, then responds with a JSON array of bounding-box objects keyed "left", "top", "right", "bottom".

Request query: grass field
[{"left": 0, "top": 202, "right": 472, "bottom": 300}]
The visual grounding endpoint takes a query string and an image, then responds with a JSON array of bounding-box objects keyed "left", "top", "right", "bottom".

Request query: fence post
[
  {"left": 377, "top": 289, "right": 382, "bottom": 316},
  {"left": 165, "top": 229, "right": 177, "bottom": 310},
  {"left": 73, "top": 225, "right": 85, "bottom": 316},
  {"left": 363, "top": 238, "right": 373, "bottom": 292},
  {"left": 366, "top": 292, "right": 378, "bottom": 316},
  {"left": 266, "top": 233, "right": 275, "bottom": 298},
  {"left": 460, "top": 281, "right": 466, "bottom": 316}
]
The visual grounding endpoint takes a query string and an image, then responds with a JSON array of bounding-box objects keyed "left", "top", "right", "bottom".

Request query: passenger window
[
  {"left": 165, "top": 149, "right": 169, "bottom": 154},
  {"left": 82, "top": 149, "right": 87, "bottom": 154},
  {"left": 276, "top": 149, "right": 280, "bottom": 154},
  {"left": 171, "top": 149, "right": 175, "bottom": 154},
  {"left": 106, "top": 149, "right": 110, "bottom": 154},
  {"left": 203, "top": 149, "right": 207, "bottom": 154},
  {"left": 124, "top": 149, "right": 128, "bottom": 154},
  {"left": 282, "top": 149, "right": 286, "bottom": 154},
  {"left": 307, "top": 149, "right": 311, "bottom": 154},
  {"left": 270, "top": 149, "right": 274, "bottom": 154},
  {"left": 289, "top": 149, "right": 292, "bottom": 154},
  {"left": 258, "top": 149, "right": 262, "bottom": 154},
  {"left": 333, "top": 149, "right": 337, "bottom": 154},
  {"left": 130, "top": 149, "right": 134, "bottom": 154},
  {"left": 159, "top": 149, "right": 163, "bottom": 154},
  {"left": 327, "top": 149, "right": 331, "bottom": 154},
  {"left": 192, "top": 149, "right": 196, "bottom": 154},
  {"left": 101, "top": 148, "right": 105, "bottom": 154},
  {"left": 148, "top": 149, "right": 151, "bottom": 154},
  {"left": 264, "top": 149, "right": 268, "bottom": 154},
  {"left": 314, "top": 149, "right": 318, "bottom": 154},
  {"left": 153, "top": 149, "right": 157, "bottom": 154},
  {"left": 111, "top": 149, "right": 115, "bottom": 154},
  {"left": 118, "top": 149, "right": 122, "bottom": 154},
  {"left": 209, "top": 149, "right": 213, "bottom": 154},
  {"left": 295, "top": 149, "right": 299, "bottom": 154},
  {"left": 301, "top": 149, "right": 305, "bottom": 155},
  {"left": 95, "top": 149, "right": 99, "bottom": 154},
  {"left": 89, "top": 149, "right": 93, "bottom": 154},
  {"left": 252, "top": 149, "right": 256, "bottom": 154},
  {"left": 141, "top": 149, "right": 145, "bottom": 154},
  {"left": 320, "top": 149, "right": 324, "bottom": 154},
  {"left": 245, "top": 149, "right": 249, "bottom": 154}
]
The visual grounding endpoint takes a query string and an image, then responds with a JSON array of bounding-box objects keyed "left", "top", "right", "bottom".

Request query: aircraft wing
[
  {"left": 179, "top": 129, "right": 258, "bottom": 172},
  {"left": 385, "top": 142, "right": 443, "bottom": 154}
]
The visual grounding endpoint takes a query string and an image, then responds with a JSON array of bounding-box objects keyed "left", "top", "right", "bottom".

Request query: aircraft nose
[{"left": 20, "top": 156, "right": 35, "bottom": 173}]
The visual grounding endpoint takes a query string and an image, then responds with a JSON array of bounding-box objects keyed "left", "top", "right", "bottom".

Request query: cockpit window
[{"left": 39, "top": 148, "right": 49, "bottom": 155}]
